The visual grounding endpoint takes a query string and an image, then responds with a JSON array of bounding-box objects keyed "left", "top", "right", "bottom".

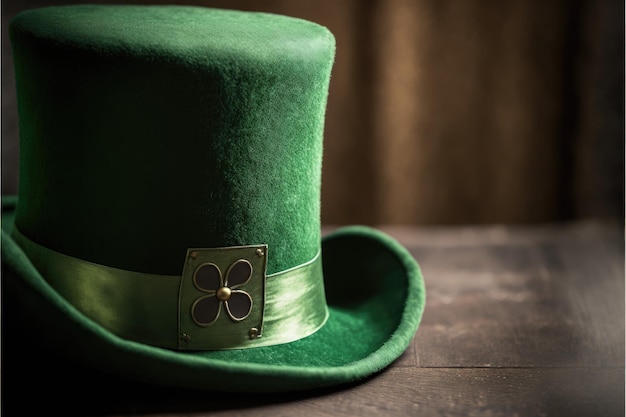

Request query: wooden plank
[
  {"left": 406, "top": 224, "right": 624, "bottom": 368},
  {"left": 4, "top": 367, "right": 623, "bottom": 417}
]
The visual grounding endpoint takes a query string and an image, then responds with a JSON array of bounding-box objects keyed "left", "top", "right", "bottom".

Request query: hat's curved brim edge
[{"left": 1, "top": 197, "right": 425, "bottom": 393}]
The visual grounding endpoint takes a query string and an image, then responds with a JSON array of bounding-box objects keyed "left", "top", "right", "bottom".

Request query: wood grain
[
  {"left": 3, "top": 221, "right": 623, "bottom": 416},
  {"left": 409, "top": 222, "right": 624, "bottom": 368}
]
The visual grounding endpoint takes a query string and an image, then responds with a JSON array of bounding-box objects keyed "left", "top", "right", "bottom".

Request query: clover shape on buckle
[{"left": 191, "top": 259, "right": 253, "bottom": 326}]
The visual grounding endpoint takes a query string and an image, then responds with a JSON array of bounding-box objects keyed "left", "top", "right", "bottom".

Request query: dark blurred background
[{"left": 2, "top": 0, "right": 624, "bottom": 225}]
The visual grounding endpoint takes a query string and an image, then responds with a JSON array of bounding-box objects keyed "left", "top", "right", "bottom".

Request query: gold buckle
[{"left": 178, "top": 244, "right": 267, "bottom": 350}]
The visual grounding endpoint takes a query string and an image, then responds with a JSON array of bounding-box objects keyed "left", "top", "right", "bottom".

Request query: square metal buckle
[{"left": 178, "top": 244, "right": 267, "bottom": 350}]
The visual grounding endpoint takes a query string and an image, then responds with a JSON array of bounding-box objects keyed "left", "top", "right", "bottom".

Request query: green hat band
[{"left": 13, "top": 225, "right": 328, "bottom": 350}]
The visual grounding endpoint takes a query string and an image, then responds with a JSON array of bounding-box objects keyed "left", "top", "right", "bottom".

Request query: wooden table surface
[{"left": 3, "top": 220, "right": 624, "bottom": 416}]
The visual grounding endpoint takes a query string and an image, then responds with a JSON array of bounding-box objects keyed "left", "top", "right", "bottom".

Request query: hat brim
[{"left": 1, "top": 196, "right": 425, "bottom": 393}]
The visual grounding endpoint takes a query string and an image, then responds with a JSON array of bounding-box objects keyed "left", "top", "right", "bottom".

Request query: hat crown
[{"left": 11, "top": 5, "right": 335, "bottom": 275}]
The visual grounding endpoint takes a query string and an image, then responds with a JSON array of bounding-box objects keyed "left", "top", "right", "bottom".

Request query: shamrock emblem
[{"left": 191, "top": 259, "right": 254, "bottom": 326}]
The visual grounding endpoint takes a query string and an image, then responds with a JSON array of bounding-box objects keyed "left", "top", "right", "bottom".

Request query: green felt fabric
[
  {"left": 2, "top": 197, "right": 426, "bottom": 392},
  {"left": 5, "top": 5, "right": 427, "bottom": 392},
  {"left": 10, "top": 5, "right": 335, "bottom": 275}
]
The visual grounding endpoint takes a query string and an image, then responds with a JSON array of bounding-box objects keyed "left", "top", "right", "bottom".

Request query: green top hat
[{"left": 2, "top": 4, "right": 425, "bottom": 392}]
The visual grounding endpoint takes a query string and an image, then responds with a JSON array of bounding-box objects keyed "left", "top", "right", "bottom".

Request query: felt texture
[
  {"left": 10, "top": 5, "right": 335, "bottom": 275},
  {"left": 4, "top": 4, "right": 427, "bottom": 392},
  {"left": 2, "top": 197, "right": 426, "bottom": 392}
]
